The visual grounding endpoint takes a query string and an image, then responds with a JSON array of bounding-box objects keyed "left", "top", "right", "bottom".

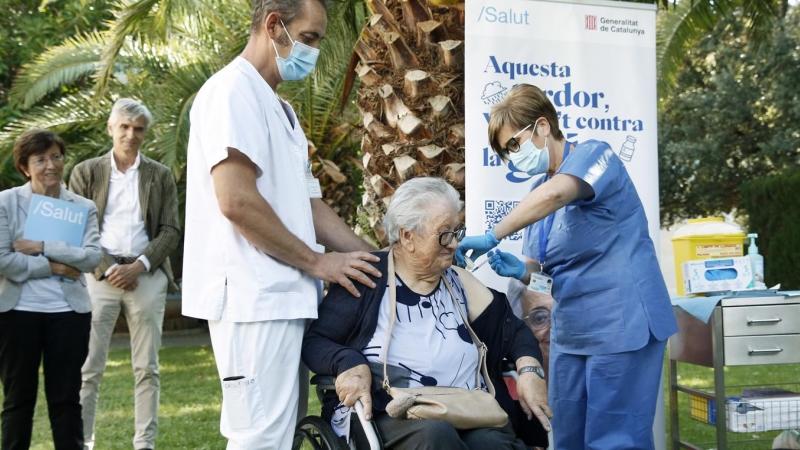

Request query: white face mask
[{"left": 507, "top": 124, "right": 550, "bottom": 176}]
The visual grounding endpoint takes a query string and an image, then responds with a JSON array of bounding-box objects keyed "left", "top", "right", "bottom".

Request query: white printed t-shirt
[{"left": 182, "top": 57, "right": 319, "bottom": 322}]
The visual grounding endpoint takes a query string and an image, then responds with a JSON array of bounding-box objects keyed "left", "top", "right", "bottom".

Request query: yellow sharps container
[{"left": 671, "top": 218, "right": 746, "bottom": 295}]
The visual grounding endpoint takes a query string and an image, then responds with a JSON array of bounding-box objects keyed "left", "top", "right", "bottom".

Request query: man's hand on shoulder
[
  {"left": 107, "top": 261, "right": 145, "bottom": 291},
  {"left": 309, "top": 252, "right": 381, "bottom": 298}
]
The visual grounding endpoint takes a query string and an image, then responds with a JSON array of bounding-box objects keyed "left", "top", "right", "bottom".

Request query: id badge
[
  {"left": 305, "top": 160, "right": 322, "bottom": 199},
  {"left": 306, "top": 177, "right": 322, "bottom": 198},
  {"left": 528, "top": 272, "right": 553, "bottom": 295}
]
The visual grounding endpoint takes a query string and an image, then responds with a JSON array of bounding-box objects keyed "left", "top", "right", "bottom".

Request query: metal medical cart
[{"left": 668, "top": 294, "right": 800, "bottom": 449}]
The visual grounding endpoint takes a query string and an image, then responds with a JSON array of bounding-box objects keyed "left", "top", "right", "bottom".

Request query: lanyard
[{"left": 537, "top": 142, "right": 572, "bottom": 270}]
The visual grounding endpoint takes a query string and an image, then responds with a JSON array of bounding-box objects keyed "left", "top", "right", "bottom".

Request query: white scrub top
[{"left": 183, "top": 57, "right": 319, "bottom": 322}]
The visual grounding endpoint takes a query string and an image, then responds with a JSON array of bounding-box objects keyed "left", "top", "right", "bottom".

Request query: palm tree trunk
[{"left": 355, "top": 0, "right": 465, "bottom": 245}]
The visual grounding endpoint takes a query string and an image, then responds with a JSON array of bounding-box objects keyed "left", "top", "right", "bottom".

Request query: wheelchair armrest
[
  {"left": 502, "top": 359, "right": 519, "bottom": 381},
  {"left": 309, "top": 374, "right": 336, "bottom": 389}
]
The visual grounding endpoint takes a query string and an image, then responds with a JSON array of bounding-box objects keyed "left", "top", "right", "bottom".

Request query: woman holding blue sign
[
  {"left": 0, "top": 129, "right": 101, "bottom": 449},
  {"left": 456, "top": 84, "right": 677, "bottom": 449}
]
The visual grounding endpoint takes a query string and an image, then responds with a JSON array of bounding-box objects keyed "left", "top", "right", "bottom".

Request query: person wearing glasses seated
[
  {"left": 302, "top": 177, "right": 551, "bottom": 450},
  {"left": 506, "top": 278, "right": 552, "bottom": 379}
]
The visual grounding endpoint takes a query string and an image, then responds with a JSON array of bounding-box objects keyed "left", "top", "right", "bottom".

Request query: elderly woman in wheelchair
[{"left": 302, "top": 177, "right": 552, "bottom": 450}]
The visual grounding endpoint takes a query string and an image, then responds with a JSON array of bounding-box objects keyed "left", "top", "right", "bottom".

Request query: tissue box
[{"left": 682, "top": 257, "right": 754, "bottom": 294}]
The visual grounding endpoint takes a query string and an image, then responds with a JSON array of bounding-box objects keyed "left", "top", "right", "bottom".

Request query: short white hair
[
  {"left": 506, "top": 278, "right": 526, "bottom": 319},
  {"left": 108, "top": 98, "right": 153, "bottom": 130},
  {"left": 383, "top": 177, "right": 462, "bottom": 245}
]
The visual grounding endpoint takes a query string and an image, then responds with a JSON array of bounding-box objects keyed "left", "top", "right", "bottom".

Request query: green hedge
[{"left": 741, "top": 170, "right": 800, "bottom": 290}]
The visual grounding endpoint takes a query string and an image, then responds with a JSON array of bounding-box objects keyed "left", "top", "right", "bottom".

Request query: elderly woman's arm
[
  {"left": 302, "top": 281, "right": 371, "bottom": 375},
  {"left": 303, "top": 278, "right": 378, "bottom": 419}
]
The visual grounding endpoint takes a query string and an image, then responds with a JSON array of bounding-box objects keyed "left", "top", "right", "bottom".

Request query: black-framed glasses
[
  {"left": 502, "top": 123, "right": 532, "bottom": 155},
  {"left": 436, "top": 227, "right": 466, "bottom": 247},
  {"left": 525, "top": 308, "right": 551, "bottom": 331}
]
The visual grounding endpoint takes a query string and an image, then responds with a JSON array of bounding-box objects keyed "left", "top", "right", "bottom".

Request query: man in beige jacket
[{"left": 69, "top": 98, "right": 180, "bottom": 450}]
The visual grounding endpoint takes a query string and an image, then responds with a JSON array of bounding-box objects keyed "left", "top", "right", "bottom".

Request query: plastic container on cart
[{"left": 671, "top": 218, "right": 746, "bottom": 295}]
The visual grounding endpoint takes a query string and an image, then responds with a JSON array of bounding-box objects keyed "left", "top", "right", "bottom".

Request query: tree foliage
[
  {"left": 658, "top": 5, "right": 800, "bottom": 226},
  {"left": 0, "top": 0, "right": 369, "bottom": 226},
  {"left": 742, "top": 170, "right": 800, "bottom": 290},
  {"left": 656, "top": 0, "right": 787, "bottom": 96},
  {"left": 0, "top": 0, "right": 110, "bottom": 187}
]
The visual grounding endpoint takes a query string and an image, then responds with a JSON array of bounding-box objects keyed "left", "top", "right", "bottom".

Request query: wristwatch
[{"left": 518, "top": 365, "right": 546, "bottom": 379}]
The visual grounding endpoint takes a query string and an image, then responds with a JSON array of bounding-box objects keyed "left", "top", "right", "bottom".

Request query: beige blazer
[
  {"left": 0, "top": 183, "right": 102, "bottom": 313},
  {"left": 69, "top": 152, "right": 181, "bottom": 292}
]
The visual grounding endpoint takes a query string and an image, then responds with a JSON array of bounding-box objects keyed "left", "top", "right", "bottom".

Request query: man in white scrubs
[{"left": 182, "top": 0, "right": 381, "bottom": 448}]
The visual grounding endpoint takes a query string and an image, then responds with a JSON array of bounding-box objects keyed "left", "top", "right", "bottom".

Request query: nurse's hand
[
  {"left": 311, "top": 251, "right": 381, "bottom": 298},
  {"left": 517, "top": 369, "right": 553, "bottom": 432},
  {"left": 487, "top": 250, "right": 527, "bottom": 280},
  {"left": 455, "top": 230, "right": 500, "bottom": 266},
  {"left": 336, "top": 364, "right": 373, "bottom": 421}
]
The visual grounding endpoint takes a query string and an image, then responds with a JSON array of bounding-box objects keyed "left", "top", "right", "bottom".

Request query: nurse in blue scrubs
[{"left": 456, "top": 84, "right": 678, "bottom": 450}]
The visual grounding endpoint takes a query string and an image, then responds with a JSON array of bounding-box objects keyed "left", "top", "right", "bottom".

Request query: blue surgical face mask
[
  {"left": 508, "top": 131, "right": 550, "bottom": 176},
  {"left": 272, "top": 19, "right": 320, "bottom": 81}
]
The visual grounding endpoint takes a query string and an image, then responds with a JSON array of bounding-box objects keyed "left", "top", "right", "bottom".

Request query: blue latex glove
[
  {"left": 455, "top": 229, "right": 501, "bottom": 266},
  {"left": 487, "top": 250, "right": 527, "bottom": 280}
]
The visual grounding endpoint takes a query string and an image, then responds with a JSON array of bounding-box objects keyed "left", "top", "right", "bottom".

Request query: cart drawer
[
  {"left": 723, "top": 304, "right": 800, "bottom": 336},
  {"left": 724, "top": 335, "right": 800, "bottom": 366}
]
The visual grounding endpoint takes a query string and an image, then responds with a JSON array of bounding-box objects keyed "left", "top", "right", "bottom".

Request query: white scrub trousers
[{"left": 209, "top": 318, "right": 306, "bottom": 450}]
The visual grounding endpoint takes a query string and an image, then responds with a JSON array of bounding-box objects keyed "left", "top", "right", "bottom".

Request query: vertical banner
[
  {"left": 465, "top": 0, "right": 659, "bottom": 292},
  {"left": 465, "top": 1, "right": 664, "bottom": 448}
]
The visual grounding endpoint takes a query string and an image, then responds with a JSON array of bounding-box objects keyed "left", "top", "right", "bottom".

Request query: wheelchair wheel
[{"left": 293, "top": 415, "right": 348, "bottom": 450}]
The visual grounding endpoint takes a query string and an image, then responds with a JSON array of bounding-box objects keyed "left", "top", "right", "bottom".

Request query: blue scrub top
[{"left": 522, "top": 140, "right": 678, "bottom": 355}]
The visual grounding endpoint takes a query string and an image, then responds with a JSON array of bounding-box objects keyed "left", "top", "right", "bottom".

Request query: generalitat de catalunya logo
[{"left": 585, "top": 15, "right": 597, "bottom": 30}]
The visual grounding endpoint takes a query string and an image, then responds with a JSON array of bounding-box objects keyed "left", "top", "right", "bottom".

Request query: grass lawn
[{"left": 1, "top": 346, "right": 796, "bottom": 449}]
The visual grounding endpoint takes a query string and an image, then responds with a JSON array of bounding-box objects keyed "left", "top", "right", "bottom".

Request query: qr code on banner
[{"left": 484, "top": 200, "right": 523, "bottom": 241}]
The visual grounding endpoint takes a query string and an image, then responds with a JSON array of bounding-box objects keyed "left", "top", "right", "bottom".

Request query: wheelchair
[
  {"left": 292, "top": 367, "right": 553, "bottom": 450},
  {"left": 292, "top": 374, "right": 381, "bottom": 450}
]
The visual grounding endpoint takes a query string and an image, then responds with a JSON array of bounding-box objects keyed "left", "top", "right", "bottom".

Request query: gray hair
[
  {"left": 384, "top": 177, "right": 462, "bottom": 245},
  {"left": 506, "top": 278, "right": 526, "bottom": 319},
  {"left": 251, "top": 0, "right": 330, "bottom": 35},
  {"left": 108, "top": 98, "right": 152, "bottom": 130}
]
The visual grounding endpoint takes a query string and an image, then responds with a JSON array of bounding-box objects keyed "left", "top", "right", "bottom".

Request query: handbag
[{"left": 381, "top": 250, "right": 508, "bottom": 430}]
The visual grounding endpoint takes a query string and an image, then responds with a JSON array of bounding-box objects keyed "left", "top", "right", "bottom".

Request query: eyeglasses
[
  {"left": 436, "top": 227, "right": 466, "bottom": 247},
  {"left": 525, "top": 308, "right": 551, "bottom": 331},
  {"left": 30, "top": 154, "right": 65, "bottom": 167},
  {"left": 502, "top": 123, "right": 532, "bottom": 155}
]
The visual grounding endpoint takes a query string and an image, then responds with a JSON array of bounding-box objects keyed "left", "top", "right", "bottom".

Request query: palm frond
[
  {"left": 144, "top": 59, "right": 221, "bottom": 179},
  {"left": 313, "top": 0, "right": 366, "bottom": 81},
  {"left": 9, "top": 31, "right": 107, "bottom": 108},
  {"left": 741, "top": 0, "right": 780, "bottom": 51},
  {"left": 0, "top": 91, "right": 111, "bottom": 168},
  {"left": 94, "top": 0, "right": 204, "bottom": 100},
  {"left": 656, "top": 0, "right": 728, "bottom": 96}
]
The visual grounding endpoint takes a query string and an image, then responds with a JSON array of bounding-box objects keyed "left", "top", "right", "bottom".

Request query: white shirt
[
  {"left": 15, "top": 279, "right": 71, "bottom": 313},
  {"left": 101, "top": 151, "right": 151, "bottom": 272},
  {"left": 365, "top": 269, "right": 483, "bottom": 390},
  {"left": 182, "top": 57, "right": 320, "bottom": 322}
]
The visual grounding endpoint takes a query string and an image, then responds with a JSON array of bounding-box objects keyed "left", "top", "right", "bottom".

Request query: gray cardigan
[{"left": 0, "top": 183, "right": 102, "bottom": 313}]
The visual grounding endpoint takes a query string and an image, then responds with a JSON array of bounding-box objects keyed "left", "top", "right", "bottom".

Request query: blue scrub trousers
[{"left": 549, "top": 335, "right": 667, "bottom": 450}]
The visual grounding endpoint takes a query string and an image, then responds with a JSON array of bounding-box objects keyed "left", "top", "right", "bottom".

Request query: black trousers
[
  {"left": 0, "top": 310, "right": 91, "bottom": 450},
  {"left": 374, "top": 413, "right": 529, "bottom": 450}
]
